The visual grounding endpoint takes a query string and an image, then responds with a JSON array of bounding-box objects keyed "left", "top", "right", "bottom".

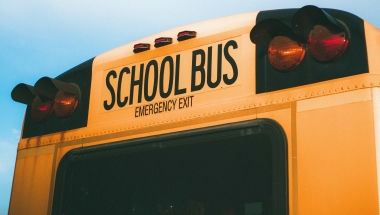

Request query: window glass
[{"left": 54, "top": 122, "right": 287, "bottom": 215}]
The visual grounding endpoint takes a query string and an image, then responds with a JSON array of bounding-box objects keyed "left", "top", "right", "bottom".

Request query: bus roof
[{"left": 94, "top": 11, "right": 259, "bottom": 66}]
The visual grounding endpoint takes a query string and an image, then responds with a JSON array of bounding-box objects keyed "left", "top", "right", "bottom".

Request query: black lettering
[
  {"left": 179, "top": 98, "right": 184, "bottom": 109},
  {"left": 178, "top": 96, "right": 194, "bottom": 109},
  {"left": 145, "top": 104, "right": 149, "bottom": 116},
  {"left": 223, "top": 40, "right": 238, "bottom": 85},
  {"left": 207, "top": 45, "right": 222, "bottom": 88},
  {"left": 159, "top": 102, "right": 163, "bottom": 112},
  {"left": 191, "top": 49, "right": 206, "bottom": 92},
  {"left": 135, "top": 106, "right": 139, "bottom": 117},
  {"left": 144, "top": 60, "right": 158, "bottom": 102},
  {"left": 163, "top": 100, "right": 168, "bottom": 111},
  {"left": 139, "top": 105, "right": 146, "bottom": 117},
  {"left": 117, "top": 67, "right": 130, "bottom": 108},
  {"left": 149, "top": 104, "right": 153, "bottom": 115},
  {"left": 189, "top": 95, "right": 194, "bottom": 107},
  {"left": 154, "top": 103, "right": 159, "bottom": 113},
  {"left": 172, "top": 99, "right": 177, "bottom": 110},
  {"left": 174, "top": 54, "right": 186, "bottom": 95},
  {"left": 130, "top": 65, "right": 143, "bottom": 105},
  {"left": 167, "top": 100, "right": 173, "bottom": 111},
  {"left": 160, "top": 56, "right": 174, "bottom": 98},
  {"left": 103, "top": 70, "right": 117, "bottom": 110}
]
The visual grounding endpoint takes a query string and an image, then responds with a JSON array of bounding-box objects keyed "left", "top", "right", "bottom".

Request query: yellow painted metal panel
[
  {"left": 9, "top": 152, "right": 54, "bottom": 215},
  {"left": 297, "top": 99, "right": 378, "bottom": 214}
]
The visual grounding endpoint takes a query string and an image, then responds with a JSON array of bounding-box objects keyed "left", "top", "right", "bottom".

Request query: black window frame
[{"left": 52, "top": 118, "right": 288, "bottom": 215}]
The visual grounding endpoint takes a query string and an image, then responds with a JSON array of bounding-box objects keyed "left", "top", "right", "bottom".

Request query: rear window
[{"left": 52, "top": 119, "right": 287, "bottom": 215}]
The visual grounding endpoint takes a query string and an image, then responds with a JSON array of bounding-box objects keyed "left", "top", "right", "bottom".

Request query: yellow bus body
[{"left": 9, "top": 8, "right": 380, "bottom": 215}]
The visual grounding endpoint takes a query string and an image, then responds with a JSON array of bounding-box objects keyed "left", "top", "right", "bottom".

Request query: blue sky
[{"left": 1, "top": 0, "right": 379, "bottom": 214}]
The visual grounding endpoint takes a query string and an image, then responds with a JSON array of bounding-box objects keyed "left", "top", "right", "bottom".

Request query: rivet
[
  {"left": 362, "top": 84, "right": 366, "bottom": 87},
  {"left": 371, "top": 82, "right": 374, "bottom": 86},
  {"left": 355, "top": 85, "right": 358, "bottom": 88}
]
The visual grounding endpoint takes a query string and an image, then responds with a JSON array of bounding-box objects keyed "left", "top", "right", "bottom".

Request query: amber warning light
[{"left": 11, "top": 77, "right": 80, "bottom": 123}]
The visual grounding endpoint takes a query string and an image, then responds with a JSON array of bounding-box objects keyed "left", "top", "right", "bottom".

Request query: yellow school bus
[{"left": 8, "top": 5, "right": 380, "bottom": 215}]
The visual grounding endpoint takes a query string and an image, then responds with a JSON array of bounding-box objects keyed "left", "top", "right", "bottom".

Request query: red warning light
[
  {"left": 133, "top": 43, "right": 150, "bottom": 53},
  {"left": 154, "top": 37, "right": 173, "bottom": 48},
  {"left": 177, "top": 31, "right": 197, "bottom": 41},
  {"left": 31, "top": 97, "right": 53, "bottom": 123},
  {"left": 308, "top": 25, "right": 348, "bottom": 62}
]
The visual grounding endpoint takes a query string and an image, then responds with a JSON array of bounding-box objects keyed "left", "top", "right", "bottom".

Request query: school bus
[{"left": 8, "top": 5, "right": 380, "bottom": 215}]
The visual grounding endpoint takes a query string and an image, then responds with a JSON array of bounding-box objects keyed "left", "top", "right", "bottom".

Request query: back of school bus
[{"left": 9, "top": 5, "right": 380, "bottom": 215}]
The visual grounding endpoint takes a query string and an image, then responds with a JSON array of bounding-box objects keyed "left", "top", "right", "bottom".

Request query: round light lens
[
  {"left": 308, "top": 25, "right": 348, "bottom": 62},
  {"left": 54, "top": 90, "right": 78, "bottom": 118},
  {"left": 268, "top": 36, "right": 306, "bottom": 71},
  {"left": 31, "top": 97, "right": 53, "bottom": 123}
]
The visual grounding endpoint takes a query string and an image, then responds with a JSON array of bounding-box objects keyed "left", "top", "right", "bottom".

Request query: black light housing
[
  {"left": 11, "top": 84, "right": 38, "bottom": 105},
  {"left": 11, "top": 58, "right": 93, "bottom": 137},
  {"left": 11, "top": 77, "right": 81, "bottom": 123},
  {"left": 291, "top": 5, "right": 347, "bottom": 39},
  {"left": 250, "top": 19, "right": 304, "bottom": 48},
  {"left": 34, "top": 77, "right": 81, "bottom": 101},
  {"left": 252, "top": 5, "right": 367, "bottom": 94}
]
